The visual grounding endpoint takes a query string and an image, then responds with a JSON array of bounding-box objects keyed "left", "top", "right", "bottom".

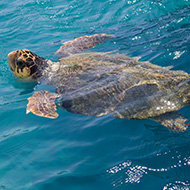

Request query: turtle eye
[{"left": 16, "top": 59, "right": 25, "bottom": 67}]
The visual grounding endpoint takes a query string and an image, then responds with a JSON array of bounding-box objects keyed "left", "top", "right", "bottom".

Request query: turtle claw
[
  {"left": 55, "top": 34, "right": 115, "bottom": 58},
  {"left": 152, "top": 112, "right": 189, "bottom": 132},
  {"left": 26, "top": 90, "right": 60, "bottom": 119}
]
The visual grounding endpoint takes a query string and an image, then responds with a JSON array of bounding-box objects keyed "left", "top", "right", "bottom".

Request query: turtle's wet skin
[{"left": 8, "top": 34, "right": 190, "bottom": 132}]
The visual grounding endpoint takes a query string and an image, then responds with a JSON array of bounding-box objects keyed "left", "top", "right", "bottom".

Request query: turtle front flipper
[
  {"left": 55, "top": 34, "right": 115, "bottom": 58},
  {"left": 152, "top": 112, "right": 190, "bottom": 132},
  {"left": 26, "top": 90, "right": 60, "bottom": 119}
]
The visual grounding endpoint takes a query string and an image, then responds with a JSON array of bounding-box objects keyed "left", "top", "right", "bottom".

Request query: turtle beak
[{"left": 8, "top": 50, "right": 17, "bottom": 72}]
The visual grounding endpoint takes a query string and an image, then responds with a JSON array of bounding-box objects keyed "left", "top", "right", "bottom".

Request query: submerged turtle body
[
  {"left": 44, "top": 52, "right": 189, "bottom": 120},
  {"left": 8, "top": 34, "right": 190, "bottom": 131}
]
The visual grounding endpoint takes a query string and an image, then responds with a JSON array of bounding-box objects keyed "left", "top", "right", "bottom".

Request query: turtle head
[{"left": 8, "top": 49, "right": 46, "bottom": 79}]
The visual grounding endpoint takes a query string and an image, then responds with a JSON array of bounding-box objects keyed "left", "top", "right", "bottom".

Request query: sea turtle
[{"left": 8, "top": 34, "right": 190, "bottom": 132}]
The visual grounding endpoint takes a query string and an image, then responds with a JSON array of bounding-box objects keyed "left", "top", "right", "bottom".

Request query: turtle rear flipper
[
  {"left": 152, "top": 112, "right": 190, "bottom": 132},
  {"left": 55, "top": 34, "right": 115, "bottom": 58},
  {"left": 26, "top": 90, "right": 60, "bottom": 119}
]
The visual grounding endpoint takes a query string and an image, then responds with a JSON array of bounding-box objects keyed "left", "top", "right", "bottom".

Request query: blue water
[{"left": 0, "top": 0, "right": 190, "bottom": 189}]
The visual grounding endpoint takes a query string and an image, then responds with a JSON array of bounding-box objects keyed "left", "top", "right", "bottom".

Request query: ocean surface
[{"left": 0, "top": 0, "right": 190, "bottom": 189}]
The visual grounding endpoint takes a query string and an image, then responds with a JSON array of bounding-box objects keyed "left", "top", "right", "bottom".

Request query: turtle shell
[{"left": 42, "top": 52, "right": 189, "bottom": 119}]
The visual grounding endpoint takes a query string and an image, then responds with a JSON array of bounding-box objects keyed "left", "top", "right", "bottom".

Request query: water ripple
[{"left": 0, "top": 0, "right": 190, "bottom": 189}]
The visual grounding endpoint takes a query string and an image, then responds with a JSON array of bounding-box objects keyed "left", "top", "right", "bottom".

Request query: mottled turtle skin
[{"left": 8, "top": 34, "right": 190, "bottom": 131}]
